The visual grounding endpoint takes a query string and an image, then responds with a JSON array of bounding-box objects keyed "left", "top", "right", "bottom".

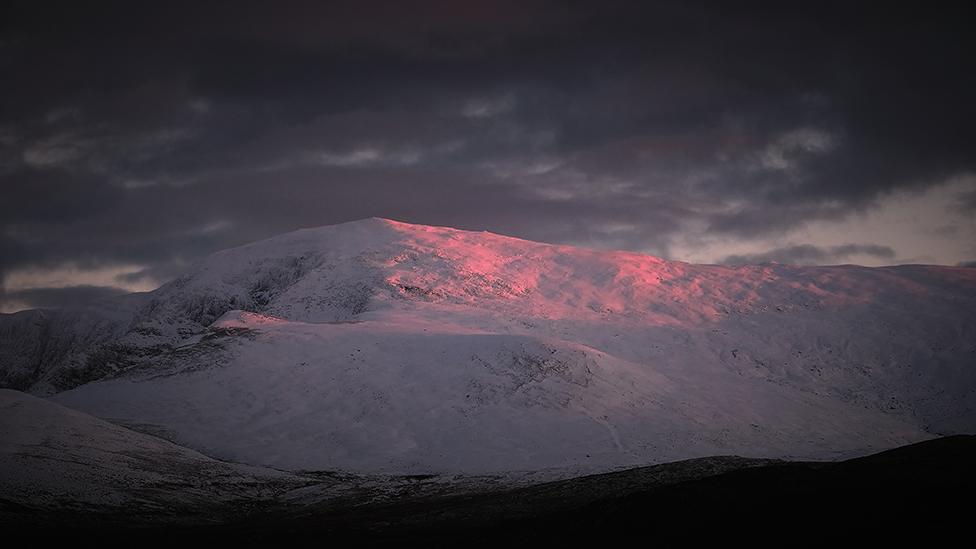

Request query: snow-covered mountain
[
  {"left": 3, "top": 218, "right": 976, "bottom": 474},
  {"left": 0, "top": 389, "right": 314, "bottom": 514}
]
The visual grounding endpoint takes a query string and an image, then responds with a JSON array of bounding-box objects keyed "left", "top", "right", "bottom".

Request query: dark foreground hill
[{"left": 5, "top": 435, "right": 973, "bottom": 545}]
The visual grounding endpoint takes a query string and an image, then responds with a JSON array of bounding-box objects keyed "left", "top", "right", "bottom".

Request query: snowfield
[
  {"left": 0, "top": 389, "right": 308, "bottom": 512},
  {"left": 4, "top": 218, "right": 976, "bottom": 474}
]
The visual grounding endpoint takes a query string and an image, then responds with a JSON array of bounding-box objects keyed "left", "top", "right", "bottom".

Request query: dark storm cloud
[
  {"left": 2, "top": 285, "right": 129, "bottom": 310},
  {"left": 2, "top": 1, "right": 975, "bottom": 308},
  {"left": 955, "top": 188, "right": 976, "bottom": 213},
  {"left": 721, "top": 244, "right": 897, "bottom": 267},
  {"left": 958, "top": 261, "right": 976, "bottom": 268}
]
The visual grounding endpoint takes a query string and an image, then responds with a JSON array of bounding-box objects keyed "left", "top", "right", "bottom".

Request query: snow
[
  {"left": 0, "top": 389, "right": 304, "bottom": 511},
  {"left": 55, "top": 311, "right": 932, "bottom": 474},
  {"left": 5, "top": 218, "right": 976, "bottom": 474}
]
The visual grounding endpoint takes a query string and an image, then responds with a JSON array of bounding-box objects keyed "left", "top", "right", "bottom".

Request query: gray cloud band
[{"left": 2, "top": 1, "right": 974, "bottom": 308}]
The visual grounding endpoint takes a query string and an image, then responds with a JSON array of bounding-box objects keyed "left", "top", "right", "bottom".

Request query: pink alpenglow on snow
[{"left": 3, "top": 218, "right": 970, "bottom": 475}]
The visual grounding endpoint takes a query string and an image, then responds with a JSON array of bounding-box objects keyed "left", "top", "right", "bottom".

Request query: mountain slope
[
  {"left": 53, "top": 309, "right": 931, "bottom": 473},
  {"left": 6, "top": 436, "right": 974, "bottom": 542},
  {"left": 0, "top": 389, "right": 314, "bottom": 516},
  {"left": 3, "top": 218, "right": 976, "bottom": 473}
]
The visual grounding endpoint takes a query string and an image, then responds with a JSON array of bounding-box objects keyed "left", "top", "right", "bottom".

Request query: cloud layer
[
  {"left": 2, "top": 1, "right": 975, "bottom": 309},
  {"left": 722, "top": 244, "right": 896, "bottom": 267}
]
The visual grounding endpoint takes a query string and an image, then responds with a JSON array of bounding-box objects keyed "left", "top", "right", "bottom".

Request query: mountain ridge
[{"left": 2, "top": 218, "right": 975, "bottom": 473}]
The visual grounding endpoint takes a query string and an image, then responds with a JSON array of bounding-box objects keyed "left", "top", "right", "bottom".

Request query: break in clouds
[{"left": 2, "top": 1, "right": 975, "bottom": 311}]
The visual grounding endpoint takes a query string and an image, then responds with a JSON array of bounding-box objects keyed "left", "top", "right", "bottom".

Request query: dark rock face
[{"left": 0, "top": 308, "right": 132, "bottom": 393}]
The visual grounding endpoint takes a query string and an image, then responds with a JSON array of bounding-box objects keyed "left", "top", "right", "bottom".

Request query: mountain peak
[
  {"left": 4, "top": 217, "right": 976, "bottom": 474},
  {"left": 336, "top": 216, "right": 409, "bottom": 228},
  {"left": 283, "top": 217, "right": 469, "bottom": 242},
  {"left": 238, "top": 217, "right": 537, "bottom": 264}
]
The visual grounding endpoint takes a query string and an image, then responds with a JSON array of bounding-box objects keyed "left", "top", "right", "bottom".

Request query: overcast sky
[{"left": 2, "top": 1, "right": 975, "bottom": 312}]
